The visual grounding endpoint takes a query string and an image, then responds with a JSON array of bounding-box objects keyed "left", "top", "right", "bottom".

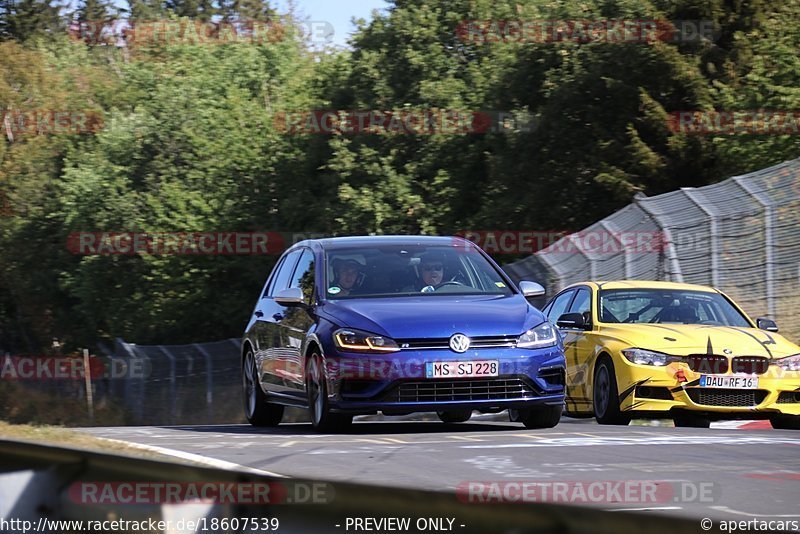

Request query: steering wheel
[{"left": 434, "top": 281, "right": 466, "bottom": 291}]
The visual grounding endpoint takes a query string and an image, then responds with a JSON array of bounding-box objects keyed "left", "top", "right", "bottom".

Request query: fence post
[
  {"left": 682, "top": 188, "right": 719, "bottom": 288},
  {"left": 117, "top": 338, "right": 145, "bottom": 423},
  {"left": 83, "top": 349, "right": 94, "bottom": 424},
  {"left": 193, "top": 344, "right": 214, "bottom": 424},
  {"left": 158, "top": 346, "right": 177, "bottom": 425},
  {"left": 634, "top": 194, "right": 683, "bottom": 282},
  {"left": 733, "top": 176, "right": 776, "bottom": 317}
]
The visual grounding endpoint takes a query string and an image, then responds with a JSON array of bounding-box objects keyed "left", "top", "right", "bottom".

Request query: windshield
[
  {"left": 598, "top": 289, "right": 752, "bottom": 327},
  {"left": 324, "top": 244, "right": 513, "bottom": 298}
]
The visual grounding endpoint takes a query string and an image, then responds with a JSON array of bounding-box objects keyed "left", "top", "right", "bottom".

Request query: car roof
[
  {"left": 565, "top": 280, "right": 720, "bottom": 293},
  {"left": 295, "top": 235, "right": 472, "bottom": 251}
]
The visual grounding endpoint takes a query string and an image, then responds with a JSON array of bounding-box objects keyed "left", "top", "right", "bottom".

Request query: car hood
[
  {"left": 599, "top": 323, "right": 799, "bottom": 359},
  {"left": 318, "top": 294, "right": 543, "bottom": 339}
]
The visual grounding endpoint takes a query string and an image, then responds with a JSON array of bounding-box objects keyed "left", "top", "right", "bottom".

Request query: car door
[
  {"left": 256, "top": 249, "right": 302, "bottom": 394},
  {"left": 278, "top": 248, "right": 317, "bottom": 392},
  {"left": 558, "top": 287, "right": 595, "bottom": 414}
]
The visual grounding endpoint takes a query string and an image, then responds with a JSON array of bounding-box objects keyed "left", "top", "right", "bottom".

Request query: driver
[
  {"left": 412, "top": 251, "right": 448, "bottom": 292},
  {"left": 330, "top": 258, "right": 365, "bottom": 297}
]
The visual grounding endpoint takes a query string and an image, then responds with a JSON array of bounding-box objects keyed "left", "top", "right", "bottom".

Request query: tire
[
  {"left": 513, "top": 405, "right": 562, "bottom": 429},
  {"left": 593, "top": 358, "right": 631, "bottom": 425},
  {"left": 770, "top": 415, "right": 800, "bottom": 430},
  {"left": 243, "top": 348, "right": 284, "bottom": 427},
  {"left": 673, "top": 414, "right": 711, "bottom": 428},
  {"left": 437, "top": 410, "right": 472, "bottom": 423},
  {"left": 306, "top": 353, "right": 353, "bottom": 432}
]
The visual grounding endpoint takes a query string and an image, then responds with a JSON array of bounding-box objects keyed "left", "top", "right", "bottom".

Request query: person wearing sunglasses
[{"left": 405, "top": 251, "right": 450, "bottom": 292}]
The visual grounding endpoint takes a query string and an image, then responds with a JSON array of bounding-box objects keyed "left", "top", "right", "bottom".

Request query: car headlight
[
  {"left": 334, "top": 328, "right": 400, "bottom": 353},
  {"left": 517, "top": 322, "right": 558, "bottom": 349},
  {"left": 622, "top": 348, "right": 681, "bottom": 367},
  {"left": 773, "top": 354, "right": 800, "bottom": 371}
]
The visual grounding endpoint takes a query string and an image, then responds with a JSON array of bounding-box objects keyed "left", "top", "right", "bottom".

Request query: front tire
[
  {"left": 770, "top": 415, "right": 800, "bottom": 430},
  {"left": 243, "top": 348, "right": 284, "bottom": 427},
  {"left": 673, "top": 414, "right": 711, "bottom": 428},
  {"left": 511, "top": 405, "right": 562, "bottom": 429},
  {"left": 593, "top": 358, "right": 631, "bottom": 426},
  {"left": 437, "top": 410, "right": 472, "bottom": 423},
  {"left": 306, "top": 353, "right": 352, "bottom": 432}
]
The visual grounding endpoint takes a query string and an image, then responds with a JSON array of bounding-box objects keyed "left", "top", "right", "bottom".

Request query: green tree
[{"left": 0, "top": 0, "right": 63, "bottom": 41}]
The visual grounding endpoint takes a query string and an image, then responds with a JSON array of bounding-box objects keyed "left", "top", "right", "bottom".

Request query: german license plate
[
  {"left": 425, "top": 360, "right": 499, "bottom": 379},
  {"left": 699, "top": 375, "right": 759, "bottom": 389}
]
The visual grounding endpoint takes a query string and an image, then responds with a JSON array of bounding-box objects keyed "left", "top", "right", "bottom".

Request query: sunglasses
[{"left": 421, "top": 264, "right": 443, "bottom": 272}]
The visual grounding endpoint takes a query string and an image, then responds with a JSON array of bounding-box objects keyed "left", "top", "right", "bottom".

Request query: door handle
[
  {"left": 254, "top": 311, "right": 264, "bottom": 318},
  {"left": 273, "top": 313, "right": 284, "bottom": 321}
]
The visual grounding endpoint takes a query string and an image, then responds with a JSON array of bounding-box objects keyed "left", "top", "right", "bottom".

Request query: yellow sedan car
[{"left": 540, "top": 280, "right": 800, "bottom": 428}]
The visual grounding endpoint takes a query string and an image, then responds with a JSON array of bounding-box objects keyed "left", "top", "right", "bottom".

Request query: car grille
[
  {"left": 395, "top": 335, "right": 517, "bottom": 350},
  {"left": 685, "top": 355, "right": 729, "bottom": 374},
  {"left": 686, "top": 388, "right": 768, "bottom": 407},
  {"left": 777, "top": 391, "right": 800, "bottom": 404},
  {"left": 384, "top": 378, "right": 537, "bottom": 403},
  {"left": 731, "top": 357, "right": 770, "bottom": 375}
]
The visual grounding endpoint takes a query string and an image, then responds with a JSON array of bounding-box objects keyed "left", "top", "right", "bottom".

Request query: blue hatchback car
[{"left": 242, "top": 236, "right": 566, "bottom": 431}]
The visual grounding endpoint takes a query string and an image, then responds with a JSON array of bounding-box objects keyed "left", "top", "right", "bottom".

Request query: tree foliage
[{"left": 0, "top": 0, "right": 797, "bottom": 350}]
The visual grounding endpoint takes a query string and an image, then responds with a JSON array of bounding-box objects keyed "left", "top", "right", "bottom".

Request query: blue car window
[
  {"left": 290, "top": 249, "right": 316, "bottom": 305},
  {"left": 268, "top": 250, "right": 302, "bottom": 297},
  {"left": 323, "top": 244, "right": 513, "bottom": 298}
]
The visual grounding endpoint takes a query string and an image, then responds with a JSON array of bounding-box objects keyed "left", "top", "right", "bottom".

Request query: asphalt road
[{"left": 81, "top": 417, "right": 800, "bottom": 522}]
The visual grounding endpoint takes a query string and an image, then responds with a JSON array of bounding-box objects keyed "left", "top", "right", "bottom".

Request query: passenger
[{"left": 329, "top": 258, "right": 365, "bottom": 297}]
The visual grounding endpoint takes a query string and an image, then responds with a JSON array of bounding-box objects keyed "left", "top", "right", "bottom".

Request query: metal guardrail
[{"left": 0, "top": 439, "right": 712, "bottom": 533}]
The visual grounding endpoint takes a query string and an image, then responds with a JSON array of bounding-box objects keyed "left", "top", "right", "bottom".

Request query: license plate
[
  {"left": 425, "top": 360, "right": 499, "bottom": 378},
  {"left": 699, "top": 375, "right": 759, "bottom": 389}
]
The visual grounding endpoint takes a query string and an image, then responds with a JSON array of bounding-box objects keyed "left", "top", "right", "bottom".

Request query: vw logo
[
  {"left": 449, "top": 333, "right": 470, "bottom": 353},
  {"left": 723, "top": 348, "right": 733, "bottom": 355}
]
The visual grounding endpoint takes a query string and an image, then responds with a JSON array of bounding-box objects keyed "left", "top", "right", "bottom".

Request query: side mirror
[
  {"left": 275, "top": 287, "right": 305, "bottom": 307},
  {"left": 519, "top": 281, "right": 545, "bottom": 298},
  {"left": 557, "top": 312, "right": 589, "bottom": 330},
  {"left": 756, "top": 317, "right": 779, "bottom": 333}
]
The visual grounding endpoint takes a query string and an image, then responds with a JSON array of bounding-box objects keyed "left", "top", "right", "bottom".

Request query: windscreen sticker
[{"left": 328, "top": 286, "right": 341, "bottom": 294}]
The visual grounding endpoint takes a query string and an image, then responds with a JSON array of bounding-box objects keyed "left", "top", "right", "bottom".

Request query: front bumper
[
  {"left": 615, "top": 358, "right": 800, "bottom": 417},
  {"left": 324, "top": 347, "right": 566, "bottom": 415}
]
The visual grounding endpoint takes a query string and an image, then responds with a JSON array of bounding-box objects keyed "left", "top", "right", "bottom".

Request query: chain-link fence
[
  {"left": 103, "top": 337, "right": 245, "bottom": 425},
  {"left": 504, "top": 157, "right": 800, "bottom": 342}
]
